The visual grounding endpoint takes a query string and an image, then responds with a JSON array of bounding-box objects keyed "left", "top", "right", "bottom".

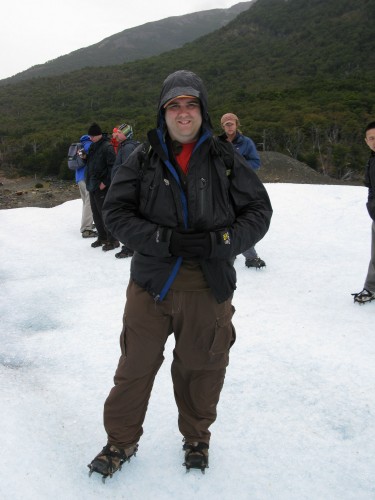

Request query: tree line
[{"left": 0, "top": 0, "right": 374, "bottom": 182}]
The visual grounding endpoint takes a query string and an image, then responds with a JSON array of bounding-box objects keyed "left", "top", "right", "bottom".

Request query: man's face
[
  {"left": 89, "top": 134, "right": 102, "bottom": 143},
  {"left": 365, "top": 128, "right": 375, "bottom": 153},
  {"left": 112, "top": 129, "right": 126, "bottom": 143},
  {"left": 164, "top": 97, "right": 202, "bottom": 143},
  {"left": 222, "top": 120, "right": 237, "bottom": 140}
]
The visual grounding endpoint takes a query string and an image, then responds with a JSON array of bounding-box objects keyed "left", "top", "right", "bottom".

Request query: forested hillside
[{"left": 0, "top": 0, "right": 374, "bottom": 181}]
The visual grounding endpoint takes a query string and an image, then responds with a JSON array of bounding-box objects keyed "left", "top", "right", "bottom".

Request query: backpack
[{"left": 67, "top": 142, "right": 86, "bottom": 171}]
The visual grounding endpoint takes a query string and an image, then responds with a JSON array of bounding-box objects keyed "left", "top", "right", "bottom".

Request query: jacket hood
[
  {"left": 79, "top": 134, "right": 92, "bottom": 153},
  {"left": 157, "top": 70, "right": 212, "bottom": 131}
]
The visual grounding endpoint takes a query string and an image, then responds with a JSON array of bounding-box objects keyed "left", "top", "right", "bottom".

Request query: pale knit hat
[{"left": 221, "top": 113, "right": 240, "bottom": 126}]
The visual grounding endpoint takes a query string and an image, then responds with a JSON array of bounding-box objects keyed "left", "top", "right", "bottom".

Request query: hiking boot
[
  {"left": 102, "top": 241, "right": 120, "bottom": 252},
  {"left": 88, "top": 443, "right": 138, "bottom": 482},
  {"left": 183, "top": 441, "right": 209, "bottom": 473},
  {"left": 82, "top": 229, "right": 98, "bottom": 238},
  {"left": 115, "top": 246, "right": 134, "bottom": 259},
  {"left": 91, "top": 239, "right": 105, "bottom": 248},
  {"left": 351, "top": 288, "right": 375, "bottom": 304},
  {"left": 245, "top": 256, "right": 266, "bottom": 269}
]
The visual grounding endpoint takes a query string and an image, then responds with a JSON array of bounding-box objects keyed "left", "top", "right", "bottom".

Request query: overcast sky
[{"left": 0, "top": 0, "right": 239, "bottom": 81}]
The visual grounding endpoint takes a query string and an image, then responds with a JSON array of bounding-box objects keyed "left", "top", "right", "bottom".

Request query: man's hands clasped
[{"left": 169, "top": 229, "right": 212, "bottom": 259}]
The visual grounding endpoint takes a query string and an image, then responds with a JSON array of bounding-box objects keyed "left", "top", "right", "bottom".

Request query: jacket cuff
[{"left": 156, "top": 226, "right": 173, "bottom": 244}]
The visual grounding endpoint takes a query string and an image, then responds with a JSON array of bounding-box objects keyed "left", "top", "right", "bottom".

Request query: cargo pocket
[{"left": 209, "top": 305, "right": 236, "bottom": 356}]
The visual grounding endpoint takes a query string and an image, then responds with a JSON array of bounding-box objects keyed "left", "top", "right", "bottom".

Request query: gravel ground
[{"left": 0, "top": 175, "right": 80, "bottom": 210}]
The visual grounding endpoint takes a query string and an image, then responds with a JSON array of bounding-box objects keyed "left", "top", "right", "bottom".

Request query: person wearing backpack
[
  {"left": 67, "top": 136, "right": 96, "bottom": 238},
  {"left": 111, "top": 123, "right": 140, "bottom": 259},
  {"left": 220, "top": 113, "right": 266, "bottom": 269},
  {"left": 87, "top": 70, "right": 272, "bottom": 479},
  {"left": 77, "top": 135, "right": 97, "bottom": 238},
  {"left": 85, "top": 123, "right": 118, "bottom": 252}
]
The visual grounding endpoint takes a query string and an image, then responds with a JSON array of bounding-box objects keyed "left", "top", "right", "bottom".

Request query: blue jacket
[
  {"left": 75, "top": 135, "right": 92, "bottom": 183},
  {"left": 75, "top": 166, "right": 85, "bottom": 183},
  {"left": 220, "top": 132, "right": 260, "bottom": 170}
]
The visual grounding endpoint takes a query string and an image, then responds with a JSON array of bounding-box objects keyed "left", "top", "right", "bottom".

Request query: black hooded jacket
[
  {"left": 111, "top": 138, "right": 140, "bottom": 181},
  {"left": 103, "top": 70, "right": 273, "bottom": 302},
  {"left": 364, "top": 152, "right": 375, "bottom": 220},
  {"left": 85, "top": 134, "right": 116, "bottom": 192}
]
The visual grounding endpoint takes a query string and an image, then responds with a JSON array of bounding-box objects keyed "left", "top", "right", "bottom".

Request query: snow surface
[{"left": 0, "top": 183, "right": 374, "bottom": 500}]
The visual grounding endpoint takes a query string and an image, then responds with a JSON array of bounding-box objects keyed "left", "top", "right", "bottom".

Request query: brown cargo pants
[{"left": 103, "top": 280, "right": 236, "bottom": 448}]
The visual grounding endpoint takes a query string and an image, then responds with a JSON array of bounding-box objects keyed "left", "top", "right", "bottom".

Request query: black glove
[{"left": 170, "top": 229, "right": 212, "bottom": 258}]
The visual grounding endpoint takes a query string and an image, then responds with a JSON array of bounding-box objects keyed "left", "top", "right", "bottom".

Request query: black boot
[
  {"left": 102, "top": 241, "right": 120, "bottom": 252},
  {"left": 115, "top": 246, "right": 134, "bottom": 259},
  {"left": 351, "top": 288, "right": 375, "bottom": 304},
  {"left": 245, "top": 256, "right": 266, "bottom": 269},
  {"left": 88, "top": 443, "right": 138, "bottom": 482},
  {"left": 183, "top": 441, "right": 209, "bottom": 473},
  {"left": 91, "top": 238, "right": 105, "bottom": 248}
]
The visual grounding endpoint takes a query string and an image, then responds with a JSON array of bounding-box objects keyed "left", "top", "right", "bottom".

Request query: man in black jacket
[
  {"left": 85, "top": 122, "right": 118, "bottom": 252},
  {"left": 352, "top": 121, "right": 375, "bottom": 304},
  {"left": 88, "top": 70, "right": 272, "bottom": 479},
  {"left": 111, "top": 123, "right": 140, "bottom": 259}
]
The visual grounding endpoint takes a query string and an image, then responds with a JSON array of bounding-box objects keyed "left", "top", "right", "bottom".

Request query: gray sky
[{"left": 0, "top": 0, "right": 238, "bottom": 80}]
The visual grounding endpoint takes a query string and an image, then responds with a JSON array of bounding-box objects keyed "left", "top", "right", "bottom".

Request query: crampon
[
  {"left": 182, "top": 441, "right": 209, "bottom": 474},
  {"left": 351, "top": 288, "right": 375, "bottom": 304},
  {"left": 88, "top": 443, "right": 138, "bottom": 483}
]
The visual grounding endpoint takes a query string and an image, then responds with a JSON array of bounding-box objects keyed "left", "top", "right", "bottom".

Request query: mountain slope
[{"left": 1, "top": 2, "right": 253, "bottom": 85}]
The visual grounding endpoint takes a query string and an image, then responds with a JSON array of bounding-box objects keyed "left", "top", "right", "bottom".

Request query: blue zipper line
[{"left": 156, "top": 128, "right": 211, "bottom": 301}]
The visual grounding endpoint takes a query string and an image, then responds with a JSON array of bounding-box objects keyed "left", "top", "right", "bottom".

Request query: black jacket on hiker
[
  {"left": 364, "top": 152, "right": 375, "bottom": 221},
  {"left": 84, "top": 128, "right": 117, "bottom": 246},
  {"left": 111, "top": 139, "right": 140, "bottom": 181},
  {"left": 85, "top": 135, "right": 115, "bottom": 192},
  {"left": 103, "top": 71, "right": 272, "bottom": 303}
]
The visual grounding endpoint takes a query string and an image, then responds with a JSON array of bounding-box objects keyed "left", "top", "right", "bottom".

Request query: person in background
[
  {"left": 111, "top": 123, "right": 140, "bottom": 259},
  {"left": 111, "top": 133, "right": 119, "bottom": 155},
  {"left": 87, "top": 70, "right": 272, "bottom": 480},
  {"left": 352, "top": 121, "right": 375, "bottom": 304},
  {"left": 85, "top": 122, "right": 118, "bottom": 252},
  {"left": 219, "top": 113, "right": 266, "bottom": 269},
  {"left": 76, "top": 134, "right": 96, "bottom": 239}
]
